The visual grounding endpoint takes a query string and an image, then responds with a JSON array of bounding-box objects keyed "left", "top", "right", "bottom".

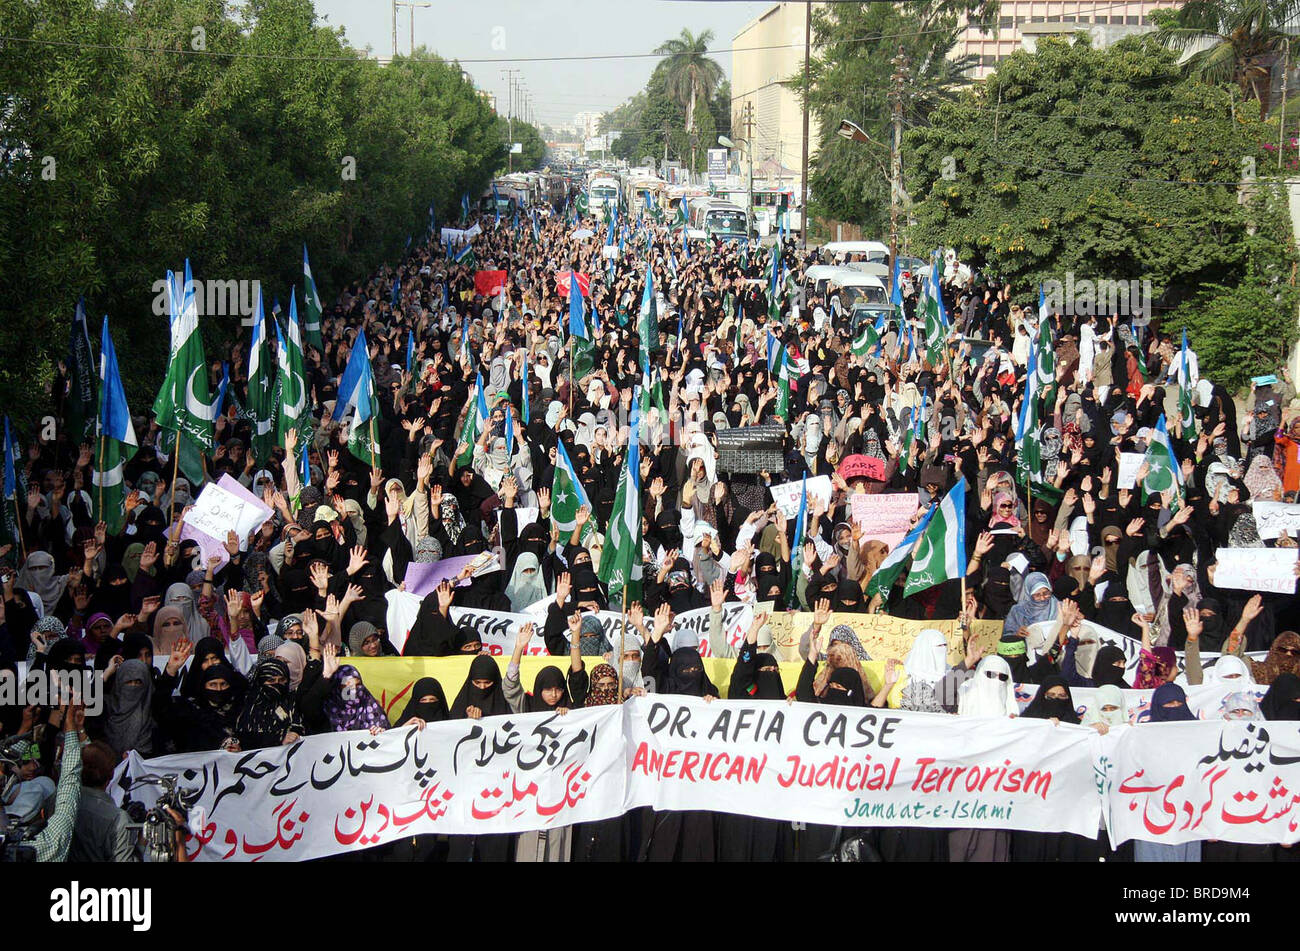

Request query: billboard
[{"left": 708, "top": 148, "right": 728, "bottom": 184}]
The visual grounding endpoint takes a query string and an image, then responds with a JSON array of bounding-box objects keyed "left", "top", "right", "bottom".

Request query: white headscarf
[
  {"left": 957, "top": 656, "right": 1019, "bottom": 718},
  {"left": 17, "top": 551, "right": 68, "bottom": 614},
  {"left": 504, "top": 552, "right": 547, "bottom": 612},
  {"left": 904, "top": 629, "right": 949, "bottom": 683}
]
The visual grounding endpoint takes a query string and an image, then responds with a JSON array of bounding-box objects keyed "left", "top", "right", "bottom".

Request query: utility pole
[
  {"left": 799, "top": 0, "right": 811, "bottom": 249},
  {"left": 745, "top": 101, "right": 755, "bottom": 235},
  {"left": 889, "top": 45, "right": 907, "bottom": 273},
  {"left": 500, "top": 68, "right": 519, "bottom": 173},
  {"left": 395, "top": 1, "right": 430, "bottom": 55}
]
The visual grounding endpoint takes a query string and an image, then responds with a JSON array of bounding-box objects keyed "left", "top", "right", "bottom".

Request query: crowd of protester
[{"left": 3, "top": 197, "right": 1300, "bottom": 863}]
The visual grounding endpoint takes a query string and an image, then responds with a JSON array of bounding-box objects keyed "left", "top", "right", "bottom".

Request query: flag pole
[
  {"left": 369, "top": 415, "right": 379, "bottom": 480},
  {"left": 167, "top": 433, "right": 180, "bottom": 528},
  {"left": 617, "top": 584, "right": 629, "bottom": 705},
  {"left": 99, "top": 431, "right": 108, "bottom": 526},
  {"left": 13, "top": 496, "right": 26, "bottom": 560}
]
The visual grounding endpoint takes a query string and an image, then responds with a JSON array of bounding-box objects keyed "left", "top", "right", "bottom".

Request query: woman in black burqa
[
  {"left": 640, "top": 646, "right": 720, "bottom": 862},
  {"left": 446, "top": 655, "right": 514, "bottom": 861}
]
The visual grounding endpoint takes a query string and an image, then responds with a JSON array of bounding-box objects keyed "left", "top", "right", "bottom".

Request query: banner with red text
[
  {"left": 113, "top": 707, "right": 626, "bottom": 862},
  {"left": 1100, "top": 720, "right": 1300, "bottom": 846},
  {"left": 623, "top": 699, "right": 1102, "bottom": 836}
]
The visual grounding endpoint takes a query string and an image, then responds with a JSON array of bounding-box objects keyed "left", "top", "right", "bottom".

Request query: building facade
[{"left": 955, "top": 0, "right": 1177, "bottom": 80}]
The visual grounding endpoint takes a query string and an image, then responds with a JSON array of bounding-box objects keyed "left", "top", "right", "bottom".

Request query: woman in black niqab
[{"left": 642, "top": 646, "right": 719, "bottom": 861}]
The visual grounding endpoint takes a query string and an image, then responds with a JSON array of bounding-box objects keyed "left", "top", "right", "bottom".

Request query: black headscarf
[
  {"left": 395, "top": 677, "right": 450, "bottom": 726},
  {"left": 450, "top": 655, "right": 511, "bottom": 718},
  {"left": 1021, "top": 675, "right": 1081, "bottom": 724},
  {"left": 1260, "top": 673, "right": 1300, "bottom": 721},
  {"left": 664, "top": 647, "right": 718, "bottom": 697},
  {"left": 820, "top": 667, "right": 867, "bottom": 706},
  {"left": 525, "top": 666, "right": 573, "bottom": 712},
  {"left": 235, "top": 658, "right": 295, "bottom": 750},
  {"left": 834, "top": 578, "right": 865, "bottom": 613},
  {"left": 1092, "top": 644, "right": 1130, "bottom": 688}
]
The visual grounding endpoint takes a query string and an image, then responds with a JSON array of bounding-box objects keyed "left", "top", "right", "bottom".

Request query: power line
[{"left": 0, "top": 23, "right": 958, "bottom": 65}]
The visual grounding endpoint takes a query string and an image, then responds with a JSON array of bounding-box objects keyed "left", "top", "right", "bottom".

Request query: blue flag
[
  {"left": 391, "top": 276, "right": 401, "bottom": 308},
  {"left": 493, "top": 184, "right": 501, "bottom": 227},
  {"left": 568, "top": 272, "right": 587, "bottom": 339},
  {"left": 461, "top": 193, "right": 470, "bottom": 223},
  {"left": 522, "top": 351, "right": 530, "bottom": 425},
  {"left": 300, "top": 439, "right": 311, "bottom": 489},
  {"left": 3, "top": 416, "right": 15, "bottom": 502},
  {"left": 332, "top": 328, "right": 374, "bottom": 425},
  {"left": 210, "top": 362, "right": 229, "bottom": 420},
  {"left": 505, "top": 400, "right": 515, "bottom": 460},
  {"left": 891, "top": 255, "right": 903, "bottom": 309},
  {"left": 98, "top": 317, "right": 135, "bottom": 445},
  {"left": 406, "top": 330, "right": 415, "bottom": 375}
]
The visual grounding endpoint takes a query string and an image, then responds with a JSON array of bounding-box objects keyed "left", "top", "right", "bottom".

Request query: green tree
[
  {"left": 1152, "top": 0, "right": 1300, "bottom": 117},
  {"left": 796, "top": 1, "right": 982, "bottom": 237},
  {"left": 906, "top": 34, "right": 1298, "bottom": 387},
  {"left": 653, "top": 28, "right": 724, "bottom": 136},
  {"left": 0, "top": 0, "right": 503, "bottom": 423}
]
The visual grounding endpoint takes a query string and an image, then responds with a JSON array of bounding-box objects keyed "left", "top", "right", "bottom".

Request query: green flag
[
  {"left": 597, "top": 421, "right": 643, "bottom": 605},
  {"left": 302, "top": 244, "right": 325, "bottom": 353},
  {"left": 903, "top": 479, "right": 967, "bottom": 598},
  {"left": 551, "top": 439, "right": 598, "bottom": 546},
  {"left": 65, "top": 298, "right": 97, "bottom": 446},
  {"left": 275, "top": 292, "right": 311, "bottom": 449},
  {"left": 852, "top": 322, "right": 880, "bottom": 357},
  {"left": 247, "top": 289, "right": 277, "bottom": 465},
  {"left": 774, "top": 343, "right": 793, "bottom": 420},
  {"left": 152, "top": 264, "right": 214, "bottom": 452}
]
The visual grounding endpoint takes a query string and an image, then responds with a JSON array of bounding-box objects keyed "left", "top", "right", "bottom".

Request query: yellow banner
[
  {"left": 772, "top": 612, "right": 1002, "bottom": 666},
  {"left": 348, "top": 655, "right": 911, "bottom": 723}
]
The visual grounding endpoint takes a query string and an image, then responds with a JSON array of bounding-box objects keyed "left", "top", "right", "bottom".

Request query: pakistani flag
[
  {"left": 775, "top": 342, "right": 794, "bottom": 420},
  {"left": 900, "top": 401, "right": 926, "bottom": 474},
  {"left": 903, "top": 478, "right": 967, "bottom": 597},
  {"left": 922, "top": 264, "right": 947, "bottom": 366},
  {"left": 302, "top": 244, "right": 324, "bottom": 352},
  {"left": 1035, "top": 317, "right": 1056, "bottom": 399},
  {"left": 152, "top": 261, "right": 213, "bottom": 452},
  {"left": 333, "top": 329, "right": 379, "bottom": 467},
  {"left": 1178, "top": 329, "right": 1197, "bottom": 438},
  {"left": 247, "top": 288, "right": 276, "bottom": 464},
  {"left": 65, "top": 298, "right": 97, "bottom": 446},
  {"left": 598, "top": 416, "right": 642, "bottom": 604},
  {"left": 456, "top": 372, "right": 489, "bottom": 468},
  {"left": 638, "top": 264, "right": 658, "bottom": 368},
  {"left": 274, "top": 291, "right": 310, "bottom": 449},
  {"left": 865, "top": 504, "right": 936, "bottom": 600},
  {"left": 1015, "top": 341, "right": 1043, "bottom": 488},
  {"left": 552, "top": 439, "right": 597, "bottom": 545},
  {"left": 94, "top": 318, "right": 138, "bottom": 534},
  {"left": 1142, "top": 414, "right": 1184, "bottom": 498}
]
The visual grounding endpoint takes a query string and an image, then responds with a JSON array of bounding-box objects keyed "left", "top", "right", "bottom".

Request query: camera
[{"left": 122, "top": 772, "right": 198, "bottom": 863}]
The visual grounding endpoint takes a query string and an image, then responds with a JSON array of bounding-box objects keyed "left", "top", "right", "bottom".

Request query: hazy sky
[{"left": 312, "top": 0, "right": 774, "bottom": 128}]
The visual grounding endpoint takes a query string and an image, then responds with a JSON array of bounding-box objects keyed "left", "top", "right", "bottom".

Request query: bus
[
  {"left": 751, "top": 187, "right": 802, "bottom": 236},
  {"left": 588, "top": 177, "right": 620, "bottom": 220},
  {"left": 686, "top": 199, "right": 750, "bottom": 242}
]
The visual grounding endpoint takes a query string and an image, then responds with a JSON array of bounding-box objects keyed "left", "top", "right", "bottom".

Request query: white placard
[
  {"left": 1117, "top": 452, "right": 1145, "bottom": 490},
  {"left": 1213, "top": 547, "right": 1299, "bottom": 594},
  {"left": 769, "top": 475, "right": 833, "bottom": 520},
  {"left": 1251, "top": 501, "right": 1300, "bottom": 540}
]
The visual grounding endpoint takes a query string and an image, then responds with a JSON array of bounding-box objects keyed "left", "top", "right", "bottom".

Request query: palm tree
[
  {"left": 1153, "top": 0, "right": 1300, "bottom": 117},
  {"left": 654, "top": 29, "right": 724, "bottom": 134}
]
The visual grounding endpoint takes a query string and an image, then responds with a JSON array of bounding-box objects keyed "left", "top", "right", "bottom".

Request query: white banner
[
  {"left": 770, "top": 475, "right": 833, "bottom": 520},
  {"left": 113, "top": 708, "right": 626, "bottom": 862},
  {"left": 1214, "top": 547, "right": 1298, "bottom": 594},
  {"left": 1251, "top": 501, "right": 1300, "bottom": 540},
  {"left": 1101, "top": 720, "right": 1300, "bottom": 845},
  {"left": 625, "top": 699, "right": 1103, "bottom": 835},
  {"left": 113, "top": 698, "right": 1300, "bottom": 859}
]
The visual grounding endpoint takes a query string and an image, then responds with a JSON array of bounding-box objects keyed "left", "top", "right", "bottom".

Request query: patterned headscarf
[
  {"left": 322, "top": 665, "right": 389, "bottom": 732},
  {"left": 441, "top": 496, "right": 466, "bottom": 545},
  {"left": 585, "top": 663, "right": 621, "bottom": 706}
]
